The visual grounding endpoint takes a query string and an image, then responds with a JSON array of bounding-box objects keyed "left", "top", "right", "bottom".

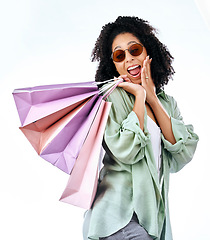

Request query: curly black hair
[{"left": 91, "top": 16, "right": 175, "bottom": 90}]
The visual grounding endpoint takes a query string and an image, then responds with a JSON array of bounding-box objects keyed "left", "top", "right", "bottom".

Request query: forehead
[{"left": 112, "top": 33, "right": 140, "bottom": 51}]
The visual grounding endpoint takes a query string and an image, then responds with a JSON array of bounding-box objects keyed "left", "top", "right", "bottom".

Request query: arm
[
  {"left": 141, "top": 56, "right": 176, "bottom": 144},
  {"left": 141, "top": 57, "right": 198, "bottom": 172},
  {"left": 104, "top": 87, "right": 150, "bottom": 164},
  {"left": 148, "top": 96, "right": 176, "bottom": 144},
  {"left": 162, "top": 97, "right": 199, "bottom": 172},
  {"left": 118, "top": 75, "right": 146, "bottom": 131}
]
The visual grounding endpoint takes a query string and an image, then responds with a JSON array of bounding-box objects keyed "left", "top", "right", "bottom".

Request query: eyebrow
[
  {"left": 128, "top": 41, "right": 138, "bottom": 45},
  {"left": 113, "top": 41, "right": 139, "bottom": 52}
]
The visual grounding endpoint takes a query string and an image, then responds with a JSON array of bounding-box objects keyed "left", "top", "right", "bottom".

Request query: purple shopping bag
[{"left": 13, "top": 82, "right": 101, "bottom": 174}]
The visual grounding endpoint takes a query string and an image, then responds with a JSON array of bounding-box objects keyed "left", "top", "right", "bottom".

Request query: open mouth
[{"left": 127, "top": 65, "right": 141, "bottom": 78}]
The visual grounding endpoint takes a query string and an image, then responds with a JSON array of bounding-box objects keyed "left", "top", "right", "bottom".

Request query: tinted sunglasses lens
[
  {"left": 112, "top": 50, "right": 125, "bottom": 62},
  {"left": 129, "top": 44, "right": 143, "bottom": 56}
]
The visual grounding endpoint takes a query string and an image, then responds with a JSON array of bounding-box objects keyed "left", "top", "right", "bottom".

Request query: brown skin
[{"left": 112, "top": 33, "right": 176, "bottom": 145}]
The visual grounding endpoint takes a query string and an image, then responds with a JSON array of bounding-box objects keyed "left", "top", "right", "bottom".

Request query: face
[{"left": 112, "top": 32, "right": 147, "bottom": 84}]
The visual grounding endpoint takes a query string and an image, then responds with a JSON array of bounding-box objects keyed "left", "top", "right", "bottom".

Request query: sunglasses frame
[{"left": 111, "top": 43, "right": 144, "bottom": 63}]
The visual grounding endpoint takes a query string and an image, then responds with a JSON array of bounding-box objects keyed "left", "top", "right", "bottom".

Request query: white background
[{"left": 0, "top": 0, "right": 210, "bottom": 239}]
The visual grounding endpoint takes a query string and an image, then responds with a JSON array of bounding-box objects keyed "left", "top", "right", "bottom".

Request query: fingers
[
  {"left": 141, "top": 55, "right": 152, "bottom": 84},
  {"left": 115, "top": 75, "right": 131, "bottom": 83},
  {"left": 144, "top": 56, "right": 152, "bottom": 78},
  {"left": 141, "top": 66, "right": 146, "bottom": 85},
  {"left": 141, "top": 56, "right": 156, "bottom": 103}
]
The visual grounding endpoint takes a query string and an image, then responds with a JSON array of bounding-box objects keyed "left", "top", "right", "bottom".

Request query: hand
[
  {"left": 141, "top": 56, "right": 157, "bottom": 105},
  {"left": 115, "top": 75, "right": 146, "bottom": 131},
  {"left": 116, "top": 75, "right": 146, "bottom": 101}
]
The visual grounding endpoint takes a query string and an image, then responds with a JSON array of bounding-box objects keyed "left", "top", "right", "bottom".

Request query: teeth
[{"left": 128, "top": 65, "right": 140, "bottom": 71}]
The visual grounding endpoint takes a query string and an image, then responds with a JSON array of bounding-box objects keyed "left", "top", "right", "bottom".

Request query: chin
[{"left": 131, "top": 78, "right": 141, "bottom": 85}]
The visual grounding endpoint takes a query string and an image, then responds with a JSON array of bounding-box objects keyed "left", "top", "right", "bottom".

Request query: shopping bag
[{"left": 59, "top": 99, "right": 111, "bottom": 209}]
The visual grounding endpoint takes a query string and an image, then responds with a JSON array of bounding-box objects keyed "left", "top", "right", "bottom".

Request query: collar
[{"left": 157, "top": 89, "right": 169, "bottom": 102}]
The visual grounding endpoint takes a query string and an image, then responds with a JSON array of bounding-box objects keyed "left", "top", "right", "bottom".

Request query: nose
[{"left": 124, "top": 49, "right": 134, "bottom": 62}]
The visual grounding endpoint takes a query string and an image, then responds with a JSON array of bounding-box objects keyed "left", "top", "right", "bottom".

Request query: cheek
[
  {"left": 141, "top": 49, "right": 148, "bottom": 60},
  {"left": 136, "top": 54, "right": 147, "bottom": 66},
  {"left": 114, "top": 63, "right": 125, "bottom": 75}
]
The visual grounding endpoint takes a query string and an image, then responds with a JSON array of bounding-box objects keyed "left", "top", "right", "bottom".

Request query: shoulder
[
  {"left": 105, "top": 87, "right": 135, "bottom": 122},
  {"left": 106, "top": 87, "right": 134, "bottom": 108},
  {"left": 106, "top": 86, "right": 128, "bottom": 101},
  {"left": 157, "top": 90, "right": 178, "bottom": 115}
]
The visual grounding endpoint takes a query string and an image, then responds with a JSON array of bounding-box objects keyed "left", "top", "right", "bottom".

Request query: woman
[{"left": 83, "top": 16, "right": 199, "bottom": 240}]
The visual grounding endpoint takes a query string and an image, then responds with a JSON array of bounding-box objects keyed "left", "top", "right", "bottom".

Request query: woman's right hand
[
  {"left": 116, "top": 75, "right": 146, "bottom": 131},
  {"left": 117, "top": 75, "right": 146, "bottom": 101}
]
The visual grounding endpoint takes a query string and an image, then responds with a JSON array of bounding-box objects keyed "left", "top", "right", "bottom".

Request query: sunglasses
[{"left": 111, "top": 43, "right": 144, "bottom": 63}]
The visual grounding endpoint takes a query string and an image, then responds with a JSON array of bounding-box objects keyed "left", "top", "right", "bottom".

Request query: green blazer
[{"left": 83, "top": 87, "right": 199, "bottom": 240}]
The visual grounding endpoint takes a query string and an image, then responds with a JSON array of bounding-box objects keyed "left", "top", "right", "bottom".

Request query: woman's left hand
[{"left": 141, "top": 56, "right": 157, "bottom": 105}]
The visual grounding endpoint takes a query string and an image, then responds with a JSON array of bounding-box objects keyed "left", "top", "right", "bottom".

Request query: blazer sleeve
[
  {"left": 104, "top": 89, "right": 150, "bottom": 165},
  {"left": 161, "top": 96, "right": 199, "bottom": 173}
]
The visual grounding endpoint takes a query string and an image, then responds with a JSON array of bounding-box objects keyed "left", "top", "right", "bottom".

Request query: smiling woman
[
  {"left": 83, "top": 16, "right": 199, "bottom": 240},
  {"left": 92, "top": 16, "right": 175, "bottom": 91},
  {"left": 111, "top": 33, "right": 147, "bottom": 84}
]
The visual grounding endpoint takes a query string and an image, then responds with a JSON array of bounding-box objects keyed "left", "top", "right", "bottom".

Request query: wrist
[
  {"left": 147, "top": 94, "right": 159, "bottom": 108},
  {"left": 134, "top": 88, "right": 146, "bottom": 101}
]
